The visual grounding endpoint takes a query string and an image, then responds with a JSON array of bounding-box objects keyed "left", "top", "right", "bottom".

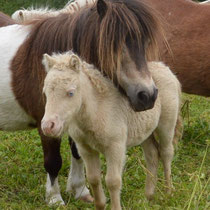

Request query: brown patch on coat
[{"left": 148, "top": 0, "right": 210, "bottom": 96}]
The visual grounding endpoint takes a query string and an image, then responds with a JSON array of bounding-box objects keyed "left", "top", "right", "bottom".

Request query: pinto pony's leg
[
  {"left": 79, "top": 146, "right": 106, "bottom": 210},
  {"left": 66, "top": 137, "right": 93, "bottom": 202},
  {"left": 141, "top": 135, "right": 159, "bottom": 200},
  {"left": 38, "top": 129, "right": 64, "bottom": 205},
  {"left": 104, "top": 144, "right": 126, "bottom": 210}
]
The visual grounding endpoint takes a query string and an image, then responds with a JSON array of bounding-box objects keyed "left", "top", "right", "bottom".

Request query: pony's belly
[
  {"left": 0, "top": 24, "right": 35, "bottom": 131},
  {"left": 0, "top": 97, "right": 36, "bottom": 131}
]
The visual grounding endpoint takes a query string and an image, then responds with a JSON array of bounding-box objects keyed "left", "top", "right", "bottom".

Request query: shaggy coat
[{"left": 42, "top": 51, "right": 182, "bottom": 210}]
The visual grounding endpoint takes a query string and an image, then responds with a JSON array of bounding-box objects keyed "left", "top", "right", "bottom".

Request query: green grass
[{"left": 0, "top": 94, "right": 209, "bottom": 209}]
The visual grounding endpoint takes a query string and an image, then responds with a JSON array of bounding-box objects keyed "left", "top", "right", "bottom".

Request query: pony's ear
[
  {"left": 69, "top": 54, "right": 81, "bottom": 73},
  {"left": 97, "top": 0, "right": 107, "bottom": 19},
  {"left": 42, "top": 54, "right": 56, "bottom": 73}
]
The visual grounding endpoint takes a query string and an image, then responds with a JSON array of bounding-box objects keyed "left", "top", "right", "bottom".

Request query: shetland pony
[
  {"left": 41, "top": 51, "right": 182, "bottom": 210},
  {"left": 12, "top": 0, "right": 210, "bottom": 97},
  {"left": 148, "top": 0, "right": 210, "bottom": 96},
  {"left": 12, "top": 0, "right": 95, "bottom": 22},
  {"left": 0, "top": 0, "right": 163, "bottom": 205}
]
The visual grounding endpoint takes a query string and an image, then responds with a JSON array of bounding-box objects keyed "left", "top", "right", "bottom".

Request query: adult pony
[
  {"left": 0, "top": 0, "right": 162, "bottom": 205},
  {"left": 148, "top": 0, "right": 210, "bottom": 96},
  {"left": 12, "top": 0, "right": 210, "bottom": 97}
]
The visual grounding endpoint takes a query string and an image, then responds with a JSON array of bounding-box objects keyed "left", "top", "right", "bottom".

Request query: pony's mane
[
  {"left": 22, "top": 6, "right": 57, "bottom": 13},
  {"left": 17, "top": 0, "right": 163, "bottom": 90}
]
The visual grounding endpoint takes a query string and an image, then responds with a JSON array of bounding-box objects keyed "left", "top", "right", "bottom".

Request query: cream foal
[{"left": 41, "top": 51, "right": 182, "bottom": 210}]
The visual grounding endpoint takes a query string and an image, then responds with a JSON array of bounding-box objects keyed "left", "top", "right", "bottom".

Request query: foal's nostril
[
  {"left": 50, "top": 122, "right": 55, "bottom": 130},
  {"left": 137, "top": 91, "right": 149, "bottom": 103}
]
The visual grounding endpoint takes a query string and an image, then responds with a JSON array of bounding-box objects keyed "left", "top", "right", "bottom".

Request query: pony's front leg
[
  {"left": 39, "top": 129, "right": 64, "bottom": 205},
  {"left": 105, "top": 144, "right": 126, "bottom": 210},
  {"left": 79, "top": 146, "right": 106, "bottom": 210},
  {"left": 66, "top": 137, "right": 93, "bottom": 202},
  {"left": 141, "top": 135, "right": 159, "bottom": 200}
]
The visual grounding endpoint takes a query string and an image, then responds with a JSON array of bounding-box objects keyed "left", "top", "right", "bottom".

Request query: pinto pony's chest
[{"left": 0, "top": 24, "right": 36, "bottom": 131}]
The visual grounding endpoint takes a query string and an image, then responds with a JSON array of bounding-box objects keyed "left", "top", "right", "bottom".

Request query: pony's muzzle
[
  {"left": 41, "top": 115, "right": 63, "bottom": 138},
  {"left": 129, "top": 86, "right": 158, "bottom": 112}
]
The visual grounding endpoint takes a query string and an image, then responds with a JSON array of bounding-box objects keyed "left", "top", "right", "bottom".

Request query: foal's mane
[
  {"left": 16, "top": 0, "right": 163, "bottom": 89},
  {"left": 82, "top": 62, "right": 113, "bottom": 95}
]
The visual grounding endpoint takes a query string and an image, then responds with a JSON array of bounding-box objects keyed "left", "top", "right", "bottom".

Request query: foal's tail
[
  {"left": 173, "top": 80, "right": 183, "bottom": 146},
  {"left": 173, "top": 114, "right": 183, "bottom": 146}
]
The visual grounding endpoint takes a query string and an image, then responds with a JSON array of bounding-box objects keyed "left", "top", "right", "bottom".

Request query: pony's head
[
  {"left": 23, "top": 0, "right": 162, "bottom": 112},
  {"left": 41, "top": 52, "right": 83, "bottom": 137},
  {"left": 71, "top": 0, "right": 161, "bottom": 111}
]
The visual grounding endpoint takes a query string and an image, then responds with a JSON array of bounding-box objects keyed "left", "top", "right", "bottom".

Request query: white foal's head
[{"left": 41, "top": 52, "right": 83, "bottom": 138}]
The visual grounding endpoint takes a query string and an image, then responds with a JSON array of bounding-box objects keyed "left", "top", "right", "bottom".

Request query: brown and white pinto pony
[
  {"left": 0, "top": 0, "right": 162, "bottom": 205},
  {"left": 41, "top": 51, "right": 182, "bottom": 210},
  {"left": 12, "top": 0, "right": 210, "bottom": 97},
  {"left": 148, "top": 0, "right": 210, "bottom": 96}
]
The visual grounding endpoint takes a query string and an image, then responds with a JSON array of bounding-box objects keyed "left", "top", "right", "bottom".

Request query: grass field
[{"left": 0, "top": 94, "right": 209, "bottom": 210}]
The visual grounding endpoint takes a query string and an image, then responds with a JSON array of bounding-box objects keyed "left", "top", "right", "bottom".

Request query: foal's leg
[
  {"left": 156, "top": 123, "right": 175, "bottom": 194},
  {"left": 141, "top": 135, "right": 159, "bottom": 200},
  {"left": 105, "top": 144, "right": 126, "bottom": 210},
  {"left": 66, "top": 137, "right": 93, "bottom": 202},
  {"left": 79, "top": 146, "right": 106, "bottom": 210},
  {"left": 39, "top": 130, "right": 64, "bottom": 205}
]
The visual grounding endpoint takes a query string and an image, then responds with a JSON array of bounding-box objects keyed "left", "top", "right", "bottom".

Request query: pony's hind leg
[
  {"left": 39, "top": 129, "right": 64, "bottom": 205},
  {"left": 156, "top": 123, "right": 175, "bottom": 194},
  {"left": 66, "top": 137, "right": 93, "bottom": 202},
  {"left": 141, "top": 135, "right": 159, "bottom": 200}
]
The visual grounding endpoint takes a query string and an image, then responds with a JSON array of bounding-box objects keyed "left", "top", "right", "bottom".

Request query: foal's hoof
[
  {"left": 79, "top": 194, "right": 94, "bottom": 203},
  {"left": 145, "top": 191, "right": 155, "bottom": 201},
  {"left": 146, "top": 194, "right": 154, "bottom": 201}
]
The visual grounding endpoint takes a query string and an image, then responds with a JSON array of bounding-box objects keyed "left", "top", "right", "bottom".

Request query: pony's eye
[{"left": 68, "top": 91, "right": 74, "bottom": 97}]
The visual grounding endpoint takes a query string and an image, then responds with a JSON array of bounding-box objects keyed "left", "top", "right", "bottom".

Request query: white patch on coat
[
  {"left": 45, "top": 174, "right": 65, "bottom": 205},
  {"left": 0, "top": 24, "right": 36, "bottom": 131},
  {"left": 66, "top": 156, "right": 90, "bottom": 198}
]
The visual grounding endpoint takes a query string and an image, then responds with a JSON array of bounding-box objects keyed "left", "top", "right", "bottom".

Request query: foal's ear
[
  {"left": 69, "top": 54, "right": 81, "bottom": 73},
  {"left": 97, "top": 0, "right": 107, "bottom": 20},
  {"left": 42, "top": 54, "right": 56, "bottom": 73}
]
